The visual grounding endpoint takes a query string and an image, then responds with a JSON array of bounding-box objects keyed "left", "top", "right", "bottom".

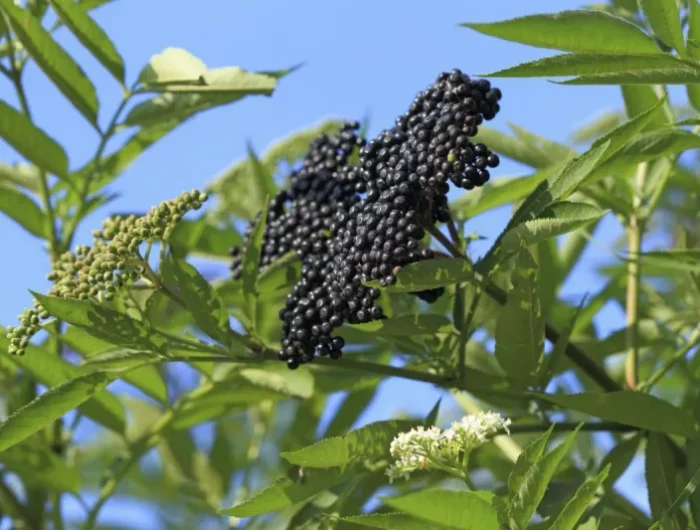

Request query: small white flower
[
  {"left": 445, "top": 411, "right": 511, "bottom": 449},
  {"left": 385, "top": 412, "right": 511, "bottom": 483}
]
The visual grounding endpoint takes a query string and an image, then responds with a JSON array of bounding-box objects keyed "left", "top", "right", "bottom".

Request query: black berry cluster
[
  {"left": 230, "top": 122, "right": 366, "bottom": 278},
  {"left": 231, "top": 69, "right": 502, "bottom": 369}
]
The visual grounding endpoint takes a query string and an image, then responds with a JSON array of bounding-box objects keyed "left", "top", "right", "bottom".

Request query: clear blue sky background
[{"left": 0, "top": 0, "right": 651, "bottom": 527}]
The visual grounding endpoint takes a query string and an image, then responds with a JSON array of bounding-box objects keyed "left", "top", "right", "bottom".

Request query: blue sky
[{"left": 0, "top": 0, "right": 651, "bottom": 526}]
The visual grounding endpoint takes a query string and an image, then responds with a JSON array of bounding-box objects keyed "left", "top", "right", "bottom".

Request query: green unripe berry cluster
[{"left": 5, "top": 190, "right": 208, "bottom": 356}]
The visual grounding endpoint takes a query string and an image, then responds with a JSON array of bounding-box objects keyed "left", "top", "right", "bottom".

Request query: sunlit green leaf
[
  {"left": 163, "top": 256, "right": 233, "bottom": 346},
  {"left": 537, "top": 392, "right": 698, "bottom": 437},
  {"left": 638, "top": 0, "right": 686, "bottom": 56},
  {"left": 485, "top": 54, "right": 691, "bottom": 79},
  {"left": 462, "top": 11, "right": 662, "bottom": 55},
  {"left": 0, "top": 0, "right": 98, "bottom": 123},
  {"left": 383, "top": 490, "right": 500, "bottom": 530},
  {"left": 0, "top": 371, "right": 114, "bottom": 453},
  {"left": 0, "top": 186, "right": 48, "bottom": 238},
  {"left": 49, "top": 0, "right": 125, "bottom": 81},
  {"left": 495, "top": 248, "right": 543, "bottom": 385},
  {"left": 342, "top": 513, "right": 456, "bottom": 529},
  {"left": 646, "top": 433, "right": 682, "bottom": 528},
  {"left": 0, "top": 101, "right": 68, "bottom": 178},
  {"left": 242, "top": 199, "right": 268, "bottom": 333},
  {"left": 219, "top": 468, "right": 346, "bottom": 517},
  {"left": 547, "top": 466, "right": 610, "bottom": 530},
  {"left": 281, "top": 419, "right": 418, "bottom": 468},
  {"left": 33, "top": 293, "right": 166, "bottom": 352},
  {"left": 349, "top": 314, "right": 455, "bottom": 337},
  {"left": 0, "top": 327, "right": 126, "bottom": 433},
  {"left": 450, "top": 174, "right": 546, "bottom": 220},
  {"left": 0, "top": 439, "right": 81, "bottom": 493}
]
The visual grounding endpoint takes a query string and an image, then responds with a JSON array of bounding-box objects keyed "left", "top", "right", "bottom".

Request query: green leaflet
[
  {"left": 281, "top": 419, "right": 418, "bottom": 468},
  {"left": 0, "top": 0, "right": 98, "bottom": 124},
  {"left": 219, "top": 468, "right": 346, "bottom": 517},
  {"left": 0, "top": 101, "right": 68, "bottom": 179},
  {"left": 382, "top": 490, "right": 500, "bottom": 530},
  {"left": 49, "top": 0, "right": 125, "bottom": 81},
  {"left": 537, "top": 392, "right": 699, "bottom": 437},
  {"left": 462, "top": 11, "right": 662, "bottom": 55},
  {"left": 162, "top": 256, "right": 233, "bottom": 346},
  {"left": 0, "top": 371, "right": 115, "bottom": 453}
]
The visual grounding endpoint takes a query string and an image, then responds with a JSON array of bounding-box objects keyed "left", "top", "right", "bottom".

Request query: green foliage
[{"left": 3, "top": 1, "right": 700, "bottom": 528}]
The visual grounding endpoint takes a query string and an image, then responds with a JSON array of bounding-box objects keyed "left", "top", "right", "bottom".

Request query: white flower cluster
[{"left": 386, "top": 411, "right": 511, "bottom": 483}]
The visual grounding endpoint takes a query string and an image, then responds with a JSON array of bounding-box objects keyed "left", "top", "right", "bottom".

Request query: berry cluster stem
[{"left": 424, "top": 224, "right": 622, "bottom": 392}]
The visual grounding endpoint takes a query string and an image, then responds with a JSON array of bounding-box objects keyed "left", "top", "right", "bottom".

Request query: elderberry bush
[{"left": 230, "top": 69, "right": 502, "bottom": 369}]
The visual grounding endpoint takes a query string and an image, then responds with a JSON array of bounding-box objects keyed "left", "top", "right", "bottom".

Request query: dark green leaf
[
  {"left": 508, "top": 124, "right": 577, "bottom": 165},
  {"left": 60, "top": 325, "right": 168, "bottom": 404},
  {"left": 509, "top": 428, "right": 579, "bottom": 528},
  {"left": 49, "top": 0, "right": 125, "bottom": 81},
  {"left": 0, "top": 440, "right": 81, "bottom": 493},
  {"left": 80, "top": 349, "right": 165, "bottom": 371},
  {"left": 281, "top": 419, "right": 418, "bottom": 468},
  {"left": 473, "top": 127, "right": 574, "bottom": 169},
  {"left": 450, "top": 174, "right": 546, "bottom": 220},
  {"left": 462, "top": 11, "right": 661, "bottom": 55},
  {"left": 548, "top": 466, "right": 610, "bottom": 530},
  {"left": 163, "top": 256, "right": 232, "bottom": 346},
  {"left": 382, "top": 490, "right": 500, "bottom": 530},
  {"left": 0, "top": 0, "right": 98, "bottom": 123},
  {"left": 508, "top": 425, "right": 554, "bottom": 498},
  {"left": 638, "top": 0, "right": 686, "bottom": 56},
  {"left": 342, "top": 513, "right": 457, "bottom": 530},
  {"left": 646, "top": 433, "right": 681, "bottom": 527},
  {"left": 242, "top": 199, "right": 268, "bottom": 332},
  {"left": 124, "top": 92, "right": 245, "bottom": 127},
  {"left": 0, "top": 186, "right": 48, "bottom": 238},
  {"left": 169, "top": 217, "right": 242, "bottom": 258},
  {"left": 219, "top": 468, "right": 345, "bottom": 517},
  {"left": 482, "top": 201, "right": 607, "bottom": 273},
  {"left": 689, "top": 0, "right": 700, "bottom": 60},
  {"left": 536, "top": 391, "right": 698, "bottom": 437},
  {"left": 371, "top": 258, "right": 473, "bottom": 292},
  {"left": 262, "top": 119, "right": 346, "bottom": 170},
  {"left": 559, "top": 67, "right": 700, "bottom": 84},
  {"left": 247, "top": 143, "right": 276, "bottom": 198},
  {"left": 570, "top": 111, "right": 626, "bottom": 144},
  {"left": 591, "top": 96, "right": 667, "bottom": 164},
  {"left": 349, "top": 314, "right": 455, "bottom": 337},
  {"left": 324, "top": 386, "right": 379, "bottom": 438},
  {"left": 0, "top": 371, "right": 114, "bottom": 453},
  {"left": 621, "top": 86, "right": 673, "bottom": 130},
  {"left": 637, "top": 249, "right": 700, "bottom": 273},
  {"left": 600, "top": 434, "right": 642, "bottom": 491},
  {"left": 0, "top": 162, "right": 42, "bottom": 193},
  {"left": 425, "top": 398, "right": 442, "bottom": 427},
  {"left": 0, "top": 327, "right": 126, "bottom": 433},
  {"left": 606, "top": 129, "right": 700, "bottom": 167},
  {"left": 495, "top": 248, "right": 543, "bottom": 385},
  {"left": 0, "top": 101, "right": 68, "bottom": 178},
  {"left": 485, "top": 53, "right": 691, "bottom": 79},
  {"left": 33, "top": 293, "right": 165, "bottom": 352},
  {"left": 502, "top": 141, "right": 610, "bottom": 233}
]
